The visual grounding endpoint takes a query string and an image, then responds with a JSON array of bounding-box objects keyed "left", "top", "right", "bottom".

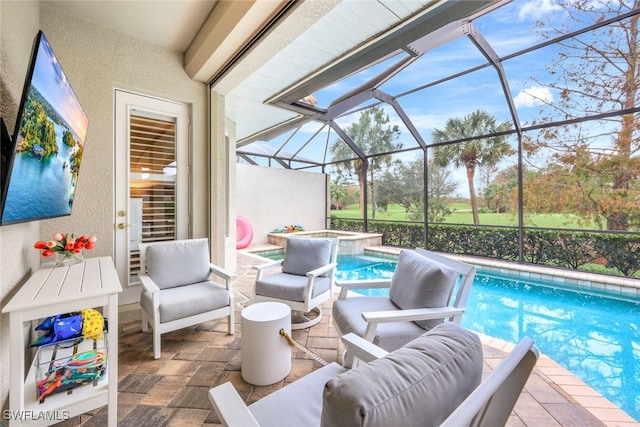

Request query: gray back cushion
[
  {"left": 321, "top": 323, "right": 483, "bottom": 427},
  {"left": 282, "top": 238, "right": 332, "bottom": 276},
  {"left": 145, "top": 239, "right": 211, "bottom": 289},
  {"left": 389, "top": 250, "right": 458, "bottom": 329}
]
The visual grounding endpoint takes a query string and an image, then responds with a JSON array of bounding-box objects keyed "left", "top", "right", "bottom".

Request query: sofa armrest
[
  {"left": 335, "top": 279, "right": 391, "bottom": 299},
  {"left": 341, "top": 333, "right": 389, "bottom": 363},
  {"left": 307, "top": 262, "right": 337, "bottom": 278},
  {"left": 208, "top": 382, "right": 260, "bottom": 427},
  {"left": 253, "top": 259, "right": 284, "bottom": 281},
  {"left": 362, "top": 307, "right": 465, "bottom": 324},
  {"left": 254, "top": 259, "right": 284, "bottom": 271},
  {"left": 210, "top": 263, "right": 236, "bottom": 281},
  {"left": 139, "top": 274, "right": 160, "bottom": 293},
  {"left": 360, "top": 307, "right": 465, "bottom": 342}
]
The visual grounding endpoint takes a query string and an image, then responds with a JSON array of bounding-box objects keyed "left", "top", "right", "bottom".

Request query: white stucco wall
[
  {"left": 36, "top": 5, "right": 209, "bottom": 305},
  {"left": 0, "top": 1, "right": 212, "bottom": 410},
  {"left": 0, "top": 1, "right": 43, "bottom": 413},
  {"left": 236, "top": 164, "right": 329, "bottom": 246}
]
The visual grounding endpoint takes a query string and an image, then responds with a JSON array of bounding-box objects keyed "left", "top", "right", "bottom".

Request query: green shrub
[
  {"left": 329, "top": 217, "right": 639, "bottom": 278},
  {"left": 593, "top": 234, "right": 640, "bottom": 277}
]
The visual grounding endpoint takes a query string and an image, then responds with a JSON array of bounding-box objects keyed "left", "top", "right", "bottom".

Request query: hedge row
[{"left": 329, "top": 218, "right": 640, "bottom": 277}]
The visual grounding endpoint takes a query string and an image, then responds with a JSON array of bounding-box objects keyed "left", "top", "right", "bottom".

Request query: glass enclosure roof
[{"left": 237, "top": 1, "right": 640, "bottom": 175}]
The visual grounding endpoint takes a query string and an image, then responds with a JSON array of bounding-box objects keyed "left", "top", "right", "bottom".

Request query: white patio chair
[
  {"left": 138, "top": 238, "right": 235, "bottom": 359},
  {"left": 253, "top": 237, "right": 338, "bottom": 329},
  {"left": 209, "top": 324, "right": 538, "bottom": 427},
  {"left": 441, "top": 336, "right": 539, "bottom": 427},
  {"left": 210, "top": 323, "right": 486, "bottom": 427},
  {"left": 332, "top": 248, "right": 476, "bottom": 367}
]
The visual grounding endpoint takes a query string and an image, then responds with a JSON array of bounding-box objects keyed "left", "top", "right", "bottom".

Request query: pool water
[{"left": 334, "top": 253, "right": 640, "bottom": 422}]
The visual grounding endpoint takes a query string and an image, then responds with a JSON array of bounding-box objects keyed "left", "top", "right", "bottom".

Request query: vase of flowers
[{"left": 34, "top": 233, "right": 97, "bottom": 267}]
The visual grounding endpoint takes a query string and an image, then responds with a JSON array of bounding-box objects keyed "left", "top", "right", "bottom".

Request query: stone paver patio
[{"left": 54, "top": 252, "right": 638, "bottom": 426}]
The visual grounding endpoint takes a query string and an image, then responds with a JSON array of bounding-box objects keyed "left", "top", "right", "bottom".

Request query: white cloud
[
  {"left": 518, "top": 0, "right": 562, "bottom": 21},
  {"left": 514, "top": 86, "right": 553, "bottom": 107}
]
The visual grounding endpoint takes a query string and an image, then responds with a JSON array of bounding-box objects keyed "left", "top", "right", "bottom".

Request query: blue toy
[{"left": 31, "top": 312, "right": 84, "bottom": 347}]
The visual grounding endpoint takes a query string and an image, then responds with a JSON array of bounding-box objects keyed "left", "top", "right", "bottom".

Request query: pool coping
[
  {"left": 367, "top": 246, "right": 640, "bottom": 301},
  {"left": 479, "top": 333, "right": 639, "bottom": 426},
  {"left": 242, "top": 244, "right": 640, "bottom": 425}
]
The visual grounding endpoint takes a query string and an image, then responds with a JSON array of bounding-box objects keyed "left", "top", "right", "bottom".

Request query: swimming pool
[{"left": 335, "top": 253, "right": 640, "bottom": 422}]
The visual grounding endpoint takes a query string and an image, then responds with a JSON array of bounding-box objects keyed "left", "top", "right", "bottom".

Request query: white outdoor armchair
[
  {"left": 138, "top": 238, "right": 235, "bottom": 359},
  {"left": 333, "top": 248, "right": 476, "bottom": 367},
  {"left": 209, "top": 323, "right": 539, "bottom": 427},
  {"left": 210, "top": 323, "right": 482, "bottom": 427},
  {"left": 254, "top": 237, "right": 338, "bottom": 329}
]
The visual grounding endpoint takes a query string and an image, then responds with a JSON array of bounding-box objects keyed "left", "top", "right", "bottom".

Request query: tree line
[{"left": 330, "top": 0, "right": 639, "bottom": 232}]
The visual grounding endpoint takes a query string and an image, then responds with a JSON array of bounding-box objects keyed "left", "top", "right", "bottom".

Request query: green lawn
[{"left": 332, "top": 203, "right": 598, "bottom": 229}]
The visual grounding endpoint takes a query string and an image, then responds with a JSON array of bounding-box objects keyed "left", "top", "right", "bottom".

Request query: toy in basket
[{"left": 31, "top": 309, "right": 108, "bottom": 402}]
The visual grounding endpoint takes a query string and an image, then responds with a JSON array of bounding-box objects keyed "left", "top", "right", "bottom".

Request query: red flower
[{"left": 34, "top": 233, "right": 97, "bottom": 259}]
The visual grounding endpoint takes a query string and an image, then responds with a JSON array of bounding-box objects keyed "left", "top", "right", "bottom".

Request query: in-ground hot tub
[{"left": 267, "top": 230, "right": 383, "bottom": 255}]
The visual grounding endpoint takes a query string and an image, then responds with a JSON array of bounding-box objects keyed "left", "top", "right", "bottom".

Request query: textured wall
[
  {"left": 236, "top": 164, "right": 329, "bottom": 245},
  {"left": 0, "top": 0, "right": 42, "bottom": 413},
  {"left": 1, "top": 1, "right": 212, "bottom": 409},
  {"left": 37, "top": 5, "right": 209, "bottom": 304}
]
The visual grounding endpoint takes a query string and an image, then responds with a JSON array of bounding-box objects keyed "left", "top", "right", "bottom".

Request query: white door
[{"left": 114, "top": 90, "right": 190, "bottom": 287}]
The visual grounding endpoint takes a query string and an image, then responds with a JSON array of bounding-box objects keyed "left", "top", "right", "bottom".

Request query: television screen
[
  {"left": 0, "top": 117, "right": 13, "bottom": 189},
  {"left": 0, "top": 31, "right": 89, "bottom": 225}
]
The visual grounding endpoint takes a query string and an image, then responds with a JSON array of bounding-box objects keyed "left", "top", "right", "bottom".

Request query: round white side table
[{"left": 241, "top": 302, "right": 292, "bottom": 385}]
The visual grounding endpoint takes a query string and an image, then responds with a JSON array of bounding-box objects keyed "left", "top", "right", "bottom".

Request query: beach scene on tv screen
[{"left": 2, "top": 33, "right": 88, "bottom": 223}]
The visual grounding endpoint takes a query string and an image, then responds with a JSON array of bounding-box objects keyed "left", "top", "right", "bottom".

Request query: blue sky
[{"left": 31, "top": 32, "right": 88, "bottom": 142}]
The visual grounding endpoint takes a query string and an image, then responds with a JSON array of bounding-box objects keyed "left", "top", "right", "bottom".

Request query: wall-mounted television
[{"left": 0, "top": 31, "right": 89, "bottom": 225}]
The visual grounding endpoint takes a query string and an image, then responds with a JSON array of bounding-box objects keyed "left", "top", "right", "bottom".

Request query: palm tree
[
  {"left": 331, "top": 107, "right": 401, "bottom": 218},
  {"left": 432, "top": 109, "right": 513, "bottom": 224},
  {"left": 330, "top": 179, "right": 348, "bottom": 209}
]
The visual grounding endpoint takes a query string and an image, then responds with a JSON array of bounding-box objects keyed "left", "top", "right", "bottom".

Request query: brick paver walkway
[{"left": 54, "top": 253, "right": 638, "bottom": 426}]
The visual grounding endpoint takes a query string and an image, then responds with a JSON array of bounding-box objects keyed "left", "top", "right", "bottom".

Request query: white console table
[{"left": 2, "top": 257, "right": 122, "bottom": 427}]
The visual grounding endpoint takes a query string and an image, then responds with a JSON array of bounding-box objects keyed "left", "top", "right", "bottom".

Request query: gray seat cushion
[
  {"left": 145, "top": 239, "right": 211, "bottom": 289},
  {"left": 321, "top": 323, "right": 483, "bottom": 427},
  {"left": 282, "top": 237, "right": 332, "bottom": 276},
  {"left": 389, "top": 250, "right": 458, "bottom": 329},
  {"left": 140, "top": 280, "right": 230, "bottom": 323},
  {"left": 249, "top": 362, "right": 346, "bottom": 427},
  {"left": 256, "top": 272, "right": 331, "bottom": 302},
  {"left": 332, "top": 296, "right": 426, "bottom": 351}
]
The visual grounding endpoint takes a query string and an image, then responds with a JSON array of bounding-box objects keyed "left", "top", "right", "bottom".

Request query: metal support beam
[
  {"left": 328, "top": 120, "right": 367, "bottom": 160},
  {"left": 423, "top": 149, "right": 429, "bottom": 248},
  {"left": 464, "top": 22, "right": 522, "bottom": 133},
  {"left": 329, "top": 120, "right": 369, "bottom": 230},
  {"left": 465, "top": 21, "right": 525, "bottom": 261},
  {"left": 406, "top": 20, "right": 466, "bottom": 55},
  {"left": 274, "top": 127, "right": 300, "bottom": 157},
  {"left": 374, "top": 89, "right": 428, "bottom": 150},
  {"left": 238, "top": 153, "right": 258, "bottom": 165},
  {"left": 274, "top": 158, "right": 291, "bottom": 169},
  {"left": 290, "top": 124, "right": 326, "bottom": 160},
  {"left": 268, "top": 0, "right": 498, "bottom": 106},
  {"left": 325, "top": 88, "right": 377, "bottom": 121},
  {"left": 238, "top": 115, "right": 312, "bottom": 147}
]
